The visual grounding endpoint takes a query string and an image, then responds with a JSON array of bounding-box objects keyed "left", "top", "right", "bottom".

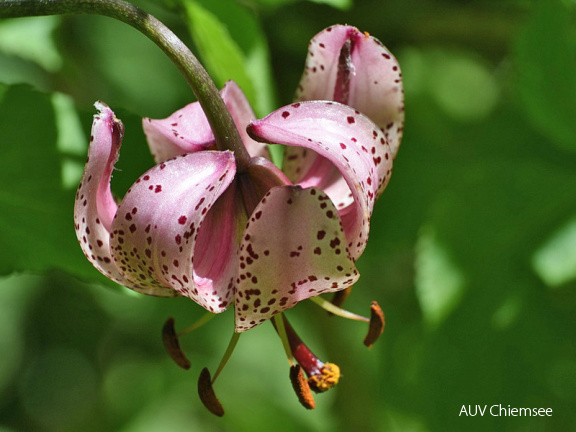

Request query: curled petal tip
[
  {"left": 289, "top": 365, "right": 316, "bottom": 410},
  {"left": 198, "top": 367, "right": 225, "bottom": 417},
  {"left": 363, "top": 301, "right": 385, "bottom": 348},
  {"left": 162, "top": 318, "right": 191, "bottom": 370},
  {"left": 94, "top": 100, "right": 107, "bottom": 111}
]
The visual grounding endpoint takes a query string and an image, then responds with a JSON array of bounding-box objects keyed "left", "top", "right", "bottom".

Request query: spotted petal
[
  {"left": 109, "top": 151, "right": 238, "bottom": 312},
  {"left": 235, "top": 186, "right": 358, "bottom": 332},
  {"left": 296, "top": 25, "right": 404, "bottom": 156},
  {"left": 74, "top": 102, "right": 177, "bottom": 297},
  {"left": 143, "top": 81, "right": 269, "bottom": 163},
  {"left": 248, "top": 101, "right": 393, "bottom": 260}
]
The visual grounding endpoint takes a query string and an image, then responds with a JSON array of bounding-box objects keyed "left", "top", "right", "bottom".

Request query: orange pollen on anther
[
  {"left": 308, "top": 362, "right": 341, "bottom": 393},
  {"left": 363, "top": 301, "right": 385, "bottom": 348},
  {"left": 364, "top": 31, "right": 371, "bottom": 37},
  {"left": 290, "top": 365, "right": 316, "bottom": 409}
]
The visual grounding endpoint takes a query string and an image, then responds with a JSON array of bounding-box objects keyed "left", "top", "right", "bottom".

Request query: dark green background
[{"left": 0, "top": 0, "right": 575, "bottom": 430}]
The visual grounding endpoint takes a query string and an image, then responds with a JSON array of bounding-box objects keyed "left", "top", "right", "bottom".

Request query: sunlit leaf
[
  {"left": 307, "top": 0, "right": 352, "bottom": 10},
  {"left": 184, "top": 0, "right": 256, "bottom": 110},
  {"left": 532, "top": 216, "right": 576, "bottom": 288},
  {"left": 183, "top": 0, "right": 276, "bottom": 116},
  {"left": 415, "top": 226, "right": 466, "bottom": 329},
  {"left": 52, "top": 93, "right": 87, "bottom": 189},
  {"left": 0, "top": 16, "right": 62, "bottom": 72},
  {"left": 0, "top": 85, "right": 110, "bottom": 284},
  {"left": 250, "top": 0, "right": 352, "bottom": 10}
]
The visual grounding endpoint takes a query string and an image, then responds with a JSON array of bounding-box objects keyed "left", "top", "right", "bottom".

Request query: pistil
[{"left": 274, "top": 315, "right": 341, "bottom": 394}]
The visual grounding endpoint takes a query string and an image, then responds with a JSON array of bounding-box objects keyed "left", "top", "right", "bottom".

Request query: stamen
[
  {"left": 329, "top": 286, "right": 352, "bottom": 311},
  {"left": 162, "top": 317, "right": 191, "bottom": 370},
  {"left": 275, "top": 315, "right": 341, "bottom": 393},
  {"left": 212, "top": 332, "right": 241, "bottom": 383},
  {"left": 178, "top": 311, "right": 215, "bottom": 336},
  {"left": 363, "top": 301, "right": 385, "bottom": 348},
  {"left": 309, "top": 296, "right": 369, "bottom": 322},
  {"left": 310, "top": 297, "right": 386, "bottom": 348},
  {"left": 197, "top": 330, "right": 240, "bottom": 416},
  {"left": 289, "top": 365, "right": 316, "bottom": 409},
  {"left": 198, "top": 367, "right": 224, "bottom": 417}
]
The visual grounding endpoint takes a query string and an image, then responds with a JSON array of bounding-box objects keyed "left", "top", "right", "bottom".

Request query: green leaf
[
  {"left": 0, "top": 85, "right": 113, "bottom": 286},
  {"left": 532, "top": 216, "right": 576, "bottom": 288},
  {"left": 514, "top": 0, "right": 576, "bottom": 152},
  {"left": 250, "top": 0, "right": 352, "bottom": 10},
  {"left": 184, "top": 1, "right": 255, "bottom": 108},
  {"left": 0, "top": 86, "right": 71, "bottom": 274},
  {"left": 307, "top": 0, "right": 352, "bottom": 9},
  {"left": 183, "top": 0, "right": 276, "bottom": 116},
  {"left": 415, "top": 226, "right": 466, "bottom": 329},
  {"left": 0, "top": 16, "right": 62, "bottom": 72}
]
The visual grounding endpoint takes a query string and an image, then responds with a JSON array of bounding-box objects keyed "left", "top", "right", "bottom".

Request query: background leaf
[
  {"left": 0, "top": 85, "right": 84, "bottom": 276},
  {"left": 183, "top": 0, "right": 276, "bottom": 116},
  {"left": 514, "top": 0, "right": 576, "bottom": 152}
]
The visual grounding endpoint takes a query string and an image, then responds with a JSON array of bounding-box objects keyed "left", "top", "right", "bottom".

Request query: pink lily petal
[
  {"left": 296, "top": 25, "right": 404, "bottom": 157},
  {"left": 222, "top": 81, "right": 270, "bottom": 160},
  {"left": 248, "top": 101, "right": 393, "bottom": 260},
  {"left": 109, "top": 150, "right": 238, "bottom": 312},
  {"left": 235, "top": 185, "right": 359, "bottom": 332},
  {"left": 143, "top": 81, "right": 269, "bottom": 163},
  {"left": 74, "top": 102, "right": 177, "bottom": 297}
]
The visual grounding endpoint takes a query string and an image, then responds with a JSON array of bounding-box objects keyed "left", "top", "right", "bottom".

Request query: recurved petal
[
  {"left": 74, "top": 102, "right": 127, "bottom": 285},
  {"left": 296, "top": 25, "right": 404, "bottom": 157},
  {"left": 235, "top": 186, "right": 358, "bottom": 332},
  {"left": 74, "top": 102, "right": 176, "bottom": 297},
  {"left": 248, "top": 101, "right": 393, "bottom": 260},
  {"left": 221, "top": 81, "right": 270, "bottom": 160},
  {"left": 143, "top": 81, "right": 268, "bottom": 163},
  {"left": 109, "top": 150, "right": 238, "bottom": 312}
]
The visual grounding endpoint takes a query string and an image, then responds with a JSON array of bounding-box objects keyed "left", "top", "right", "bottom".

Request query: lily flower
[{"left": 74, "top": 24, "right": 403, "bottom": 412}]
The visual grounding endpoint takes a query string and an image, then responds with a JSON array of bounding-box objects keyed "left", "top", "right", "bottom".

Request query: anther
[
  {"left": 162, "top": 317, "right": 191, "bottom": 370},
  {"left": 363, "top": 301, "right": 385, "bottom": 348},
  {"left": 198, "top": 367, "right": 225, "bottom": 417},
  {"left": 329, "top": 286, "right": 352, "bottom": 312},
  {"left": 289, "top": 365, "right": 316, "bottom": 409}
]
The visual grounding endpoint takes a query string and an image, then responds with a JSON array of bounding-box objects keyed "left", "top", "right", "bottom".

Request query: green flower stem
[{"left": 0, "top": 0, "right": 251, "bottom": 170}]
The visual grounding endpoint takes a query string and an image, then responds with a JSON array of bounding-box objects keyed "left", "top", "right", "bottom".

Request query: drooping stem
[{"left": 0, "top": 0, "right": 251, "bottom": 170}]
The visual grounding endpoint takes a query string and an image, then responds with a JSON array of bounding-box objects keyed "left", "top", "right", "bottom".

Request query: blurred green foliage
[{"left": 1, "top": 0, "right": 575, "bottom": 431}]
